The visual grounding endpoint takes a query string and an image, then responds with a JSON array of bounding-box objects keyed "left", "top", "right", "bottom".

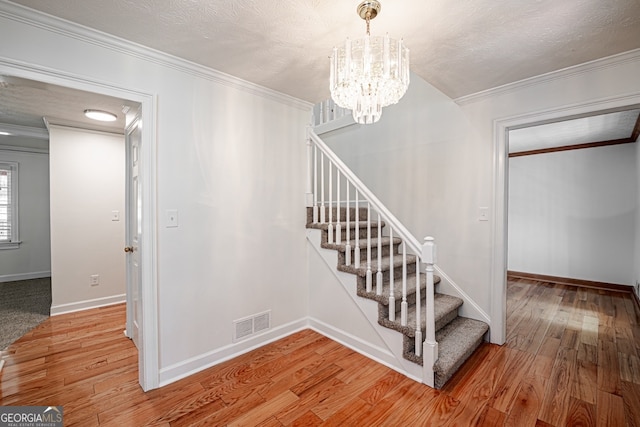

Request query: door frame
[
  {"left": 491, "top": 92, "right": 640, "bottom": 345},
  {"left": 0, "top": 57, "right": 160, "bottom": 391}
]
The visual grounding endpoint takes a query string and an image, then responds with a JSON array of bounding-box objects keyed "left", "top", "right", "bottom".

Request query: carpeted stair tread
[
  {"left": 306, "top": 206, "right": 371, "bottom": 224},
  {"left": 322, "top": 236, "right": 402, "bottom": 251},
  {"left": 357, "top": 273, "right": 441, "bottom": 305},
  {"left": 338, "top": 254, "right": 417, "bottom": 277},
  {"left": 306, "top": 221, "right": 384, "bottom": 231},
  {"left": 433, "top": 317, "right": 489, "bottom": 389},
  {"left": 378, "top": 293, "right": 463, "bottom": 337}
]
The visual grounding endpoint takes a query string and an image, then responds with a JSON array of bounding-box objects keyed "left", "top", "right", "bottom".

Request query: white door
[{"left": 125, "top": 112, "right": 142, "bottom": 350}]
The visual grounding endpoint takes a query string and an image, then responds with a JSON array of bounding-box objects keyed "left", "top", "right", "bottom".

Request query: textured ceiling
[
  {"left": 1, "top": 1, "right": 640, "bottom": 149},
  {"left": 7, "top": 0, "right": 640, "bottom": 102},
  {"left": 0, "top": 75, "right": 137, "bottom": 134}
]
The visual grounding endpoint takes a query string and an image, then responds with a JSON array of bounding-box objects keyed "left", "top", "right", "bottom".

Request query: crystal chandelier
[{"left": 330, "top": 1, "right": 410, "bottom": 124}]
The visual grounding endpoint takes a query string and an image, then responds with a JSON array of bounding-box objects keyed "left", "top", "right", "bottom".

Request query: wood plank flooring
[{"left": 1, "top": 279, "right": 639, "bottom": 426}]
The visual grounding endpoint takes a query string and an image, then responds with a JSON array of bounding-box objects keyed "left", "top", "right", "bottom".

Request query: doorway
[
  {"left": 0, "top": 57, "right": 159, "bottom": 391},
  {"left": 491, "top": 94, "right": 640, "bottom": 346}
]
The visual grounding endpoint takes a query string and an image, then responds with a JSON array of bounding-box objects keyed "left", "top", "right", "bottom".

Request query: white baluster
[
  {"left": 336, "top": 172, "right": 341, "bottom": 245},
  {"left": 376, "top": 213, "right": 383, "bottom": 295},
  {"left": 365, "top": 202, "right": 372, "bottom": 293},
  {"left": 415, "top": 257, "right": 422, "bottom": 357},
  {"left": 305, "top": 136, "right": 313, "bottom": 208},
  {"left": 422, "top": 236, "right": 438, "bottom": 388},
  {"left": 324, "top": 100, "right": 330, "bottom": 123},
  {"left": 312, "top": 145, "right": 318, "bottom": 223},
  {"left": 328, "top": 162, "right": 333, "bottom": 244},
  {"left": 388, "top": 228, "right": 395, "bottom": 321},
  {"left": 401, "top": 242, "right": 408, "bottom": 326},
  {"left": 354, "top": 190, "right": 360, "bottom": 269},
  {"left": 345, "top": 183, "right": 351, "bottom": 266},
  {"left": 320, "top": 153, "right": 325, "bottom": 224}
]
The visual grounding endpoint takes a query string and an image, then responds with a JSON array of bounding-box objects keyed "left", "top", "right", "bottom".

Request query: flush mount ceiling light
[
  {"left": 84, "top": 109, "right": 117, "bottom": 122},
  {"left": 330, "top": 0, "right": 410, "bottom": 124}
]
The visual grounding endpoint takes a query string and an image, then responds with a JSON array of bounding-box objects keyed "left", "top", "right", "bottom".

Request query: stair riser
[
  {"left": 307, "top": 207, "right": 372, "bottom": 225},
  {"left": 336, "top": 243, "right": 400, "bottom": 264},
  {"left": 343, "top": 262, "right": 417, "bottom": 281},
  {"left": 377, "top": 296, "right": 459, "bottom": 330},
  {"left": 320, "top": 226, "right": 382, "bottom": 245}
]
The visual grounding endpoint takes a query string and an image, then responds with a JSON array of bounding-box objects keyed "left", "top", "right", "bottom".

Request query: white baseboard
[
  {"left": 308, "top": 318, "right": 422, "bottom": 383},
  {"left": 158, "top": 316, "right": 424, "bottom": 389},
  {"left": 0, "top": 271, "right": 51, "bottom": 283},
  {"left": 158, "top": 318, "right": 309, "bottom": 387},
  {"left": 50, "top": 293, "right": 126, "bottom": 316}
]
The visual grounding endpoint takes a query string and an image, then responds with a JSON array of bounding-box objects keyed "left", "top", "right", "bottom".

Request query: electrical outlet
[{"left": 90, "top": 275, "right": 99, "bottom": 286}]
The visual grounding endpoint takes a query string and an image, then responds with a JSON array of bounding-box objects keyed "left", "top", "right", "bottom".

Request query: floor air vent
[{"left": 233, "top": 310, "right": 271, "bottom": 342}]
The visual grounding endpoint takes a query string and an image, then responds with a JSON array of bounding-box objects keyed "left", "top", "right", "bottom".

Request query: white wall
[
  {"left": 0, "top": 4, "right": 310, "bottom": 384},
  {"left": 508, "top": 143, "right": 637, "bottom": 285},
  {"left": 48, "top": 126, "right": 126, "bottom": 312},
  {"left": 319, "top": 52, "right": 640, "bottom": 340},
  {"left": 321, "top": 73, "right": 491, "bottom": 316},
  {"left": 0, "top": 144, "right": 51, "bottom": 281}
]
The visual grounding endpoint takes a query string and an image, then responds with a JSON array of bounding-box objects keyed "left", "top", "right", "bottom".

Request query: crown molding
[
  {"left": 454, "top": 48, "right": 640, "bottom": 106},
  {"left": 0, "top": 122, "right": 48, "bottom": 139},
  {"left": 0, "top": 143, "right": 48, "bottom": 154},
  {"left": 0, "top": 1, "right": 313, "bottom": 111}
]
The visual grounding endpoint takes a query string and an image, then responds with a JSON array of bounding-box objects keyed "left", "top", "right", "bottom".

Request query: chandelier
[{"left": 330, "top": 1, "right": 410, "bottom": 124}]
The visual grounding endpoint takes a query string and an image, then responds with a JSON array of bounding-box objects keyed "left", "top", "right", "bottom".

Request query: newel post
[
  {"left": 421, "top": 236, "right": 438, "bottom": 388},
  {"left": 305, "top": 131, "right": 314, "bottom": 208}
]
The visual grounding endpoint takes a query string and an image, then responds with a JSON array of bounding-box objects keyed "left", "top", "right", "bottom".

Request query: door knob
[{"left": 124, "top": 246, "right": 134, "bottom": 253}]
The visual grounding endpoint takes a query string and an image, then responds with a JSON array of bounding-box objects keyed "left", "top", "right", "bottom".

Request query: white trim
[
  {"left": 51, "top": 293, "right": 126, "bottom": 315},
  {"left": 314, "top": 115, "right": 356, "bottom": 135},
  {"left": 0, "top": 57, "right": 161, "bottom": 392},
  {"left": 0, "top": 160, "right": 19, "bottom": 247},
  {"left": 0, "top": 123, "right": 48, "bottom": 140},
  {"left": 159, "top": 318, "right": 309, "bottom": 387},
  {"left": 308, "top": 318, "right": 422, "bottom": 383},
  {"left": 0, "top": 241, "right": 20, "bottom": 250},
  {"left": 0, "top": 144, "right": 48, "bottom": 154},
  {"left": 0, "top": 1, "right": 312, "bottom": 112},
  {"left": 139, "top": 93, "right": 159, "bottom": 391},
  {"left": 491, "top": 92, "right": 640, "bottom": 346},
  {"left": 46, "top": 123, "right": 124, "bottom": 138},
  {"left": 433, "top": 265, "right": 491, "bottom": 325},
  {"left": 0, "top": 271, "right": 50, "bottom": 282},
  {"left": 455, "top": 49, "right": 640, "bottom": 106}
]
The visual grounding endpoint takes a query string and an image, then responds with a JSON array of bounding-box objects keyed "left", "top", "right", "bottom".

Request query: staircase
[
  {"left": 306, "top": 207, "right": 488, "bottom": 388},
  {"left": 305, "top": 126, "right": 489, "bottom": 389}
]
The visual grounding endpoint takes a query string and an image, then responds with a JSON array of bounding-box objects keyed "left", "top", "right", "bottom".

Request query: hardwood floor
[{"left": 1, "top": 279, "right": 639, "bottom": 426}]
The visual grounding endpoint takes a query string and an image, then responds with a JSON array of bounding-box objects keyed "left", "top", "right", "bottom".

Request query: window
[{"left": 0, "top": 161, "right": 19, "bottom": 249}]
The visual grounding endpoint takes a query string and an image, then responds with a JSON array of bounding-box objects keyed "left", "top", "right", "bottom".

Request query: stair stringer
[
  {"left": 433, "top": 266, "right": 491, "bottom": 326},
  {"left": 306, "top": 228, "right": 423, "bottom": 382}
]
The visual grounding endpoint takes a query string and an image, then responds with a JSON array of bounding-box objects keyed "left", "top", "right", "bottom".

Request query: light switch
[
  {"left": 166, "top": 209, "right": 178, "bottom": 228},
  {"left": 479, "top": 207, "right": 489, "bottom": 221},
  {"left": 111, "top": 210, "right": 120, "bottom": 221}
]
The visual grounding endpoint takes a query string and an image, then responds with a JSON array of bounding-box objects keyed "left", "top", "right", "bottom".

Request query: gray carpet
[{"left": 0, "top": 277, "right": 52, "bottom": 350}]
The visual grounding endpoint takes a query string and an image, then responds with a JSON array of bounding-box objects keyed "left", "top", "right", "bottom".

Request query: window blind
[{"left": 0, "top": 164, "right": 14, "bottom": 242}]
